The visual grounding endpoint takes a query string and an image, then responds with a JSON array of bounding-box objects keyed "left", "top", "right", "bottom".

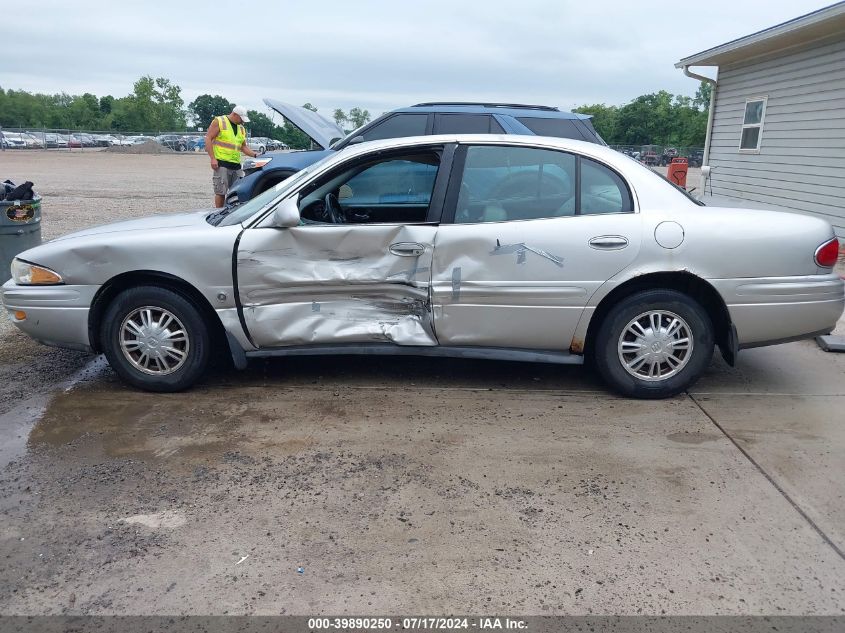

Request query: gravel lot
[
  {"left": 0, "top": 151, "right": 209, "bottom": 411},
  {"left": 0, "top": 150, "right": 843, "bottom": 617}
]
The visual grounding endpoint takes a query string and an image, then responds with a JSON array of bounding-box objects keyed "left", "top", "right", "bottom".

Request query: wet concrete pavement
[{"left": 0, "top": 342, "right": 844, "bottom": 615}]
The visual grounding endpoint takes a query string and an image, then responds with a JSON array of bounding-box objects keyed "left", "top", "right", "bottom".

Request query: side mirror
[
  {"left": 348, "top": 136, "right": 365, "bottom": 145},
  {"left": 272, "top": 197, "right": 301, "bottom": 227}
]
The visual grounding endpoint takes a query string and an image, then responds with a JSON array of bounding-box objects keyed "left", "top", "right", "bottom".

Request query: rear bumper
[
  {"left": 1, "top": 280, "right": 98, "bottom": 351},
  {"left": 711, "top": 274, "right": 845, "bottom": 347}
]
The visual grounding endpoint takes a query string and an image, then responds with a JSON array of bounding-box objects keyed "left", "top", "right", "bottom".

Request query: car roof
[
  {"left": 339, "top": 133, "right": 613, "bottom": 162},
  {"left": 396, "top": 102, "right": 591, "bottom": 120},
  {"left": 326, "top": 134, "right": 628, "bottom": 179}
]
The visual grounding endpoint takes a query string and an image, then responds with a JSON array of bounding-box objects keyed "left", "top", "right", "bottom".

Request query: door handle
[
  {"left": 390, "top": 242, "right": 426, "bottom": 257},
  {"left": 589, "top": 236, "right": 629, "bottom": 250}
]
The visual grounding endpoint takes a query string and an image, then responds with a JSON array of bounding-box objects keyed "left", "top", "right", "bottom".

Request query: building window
[{"left": 739, "top": 96, "right": 767, "bottom": 152}]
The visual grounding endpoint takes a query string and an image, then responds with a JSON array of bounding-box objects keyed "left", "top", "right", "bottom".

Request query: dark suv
[{"left": 226, "top": 100, "right": 605, "bottom": 204}]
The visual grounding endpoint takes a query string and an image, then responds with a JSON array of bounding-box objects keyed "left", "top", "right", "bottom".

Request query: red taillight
[{"left": 815, "top": 238, "right": 840, "bottom": 268}]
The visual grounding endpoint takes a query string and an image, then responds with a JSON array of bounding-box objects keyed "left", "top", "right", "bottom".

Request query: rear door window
[
  {"left": 360, "top": 114, "right": 428, "bottom": 142},
  {"left": 434, "top": 114, "right": 498, "bottom": 134},
  {"left": 454, "top": 145, "right": 576, "bottom": 223},
  {"left": 451, "top": 146, "right": 633, "bottom": 223},
  {"left": 516, "top": 117, "right": 587, "bottom": 140},
  {"left": 580, "top": 158, "right": 632, "bottom": 215}
]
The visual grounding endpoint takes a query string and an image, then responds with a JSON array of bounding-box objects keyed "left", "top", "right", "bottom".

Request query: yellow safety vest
[{"left": 212, "top": 115, "right": 246, "bottom": 163}]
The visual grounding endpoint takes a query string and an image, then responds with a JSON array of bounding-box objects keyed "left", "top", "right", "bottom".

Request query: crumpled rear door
[{"left": 237, "top": 224, "right": 437, "bottom": 348}]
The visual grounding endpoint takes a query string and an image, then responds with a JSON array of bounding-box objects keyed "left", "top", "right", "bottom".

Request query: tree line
[
  {"left": 0, "top": 76, "right": 374, "bottom": 150},
  {"left": 575, "top": 82, "right": 711, "bottom": 147},
  {"left": 0, "top": 75, "right": 710, "bottom": 150}
]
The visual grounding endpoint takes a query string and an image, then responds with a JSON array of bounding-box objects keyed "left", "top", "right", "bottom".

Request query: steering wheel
[{"left": 324, "top": 192, "right": 345, "bottom": 224}]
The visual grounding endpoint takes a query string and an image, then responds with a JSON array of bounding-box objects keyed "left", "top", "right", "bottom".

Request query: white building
[{"left": 676, "top": 2, "right": 845, "bottom": 236}]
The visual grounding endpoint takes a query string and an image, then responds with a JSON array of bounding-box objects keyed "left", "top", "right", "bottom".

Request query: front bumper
[
  {"left": 1, "top": 280, "right": 99, "bottom": 351},
  {"left": 710, "top": 273, "right": 845, "bottom": 347}
]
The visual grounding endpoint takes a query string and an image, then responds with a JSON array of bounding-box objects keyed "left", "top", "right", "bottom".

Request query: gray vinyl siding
[{"left": 708, "top": 35, "right": 845, "bottom": 235}]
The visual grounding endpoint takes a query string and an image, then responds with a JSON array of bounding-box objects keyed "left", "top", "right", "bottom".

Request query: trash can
[
  {"left": 666, "top": 157, "right": 688, "bottom": 188},
  {"left": 0, "top": 196, "right": 42, "bottom": 283}
]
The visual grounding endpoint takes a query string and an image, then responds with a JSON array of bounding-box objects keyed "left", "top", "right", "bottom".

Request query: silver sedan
[{"left": 3, "top": 135, "right": 843, "bottom": 398}]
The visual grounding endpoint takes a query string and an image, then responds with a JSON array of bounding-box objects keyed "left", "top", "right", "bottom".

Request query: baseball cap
[{"left": 232, "top": 105, "right": 250, "bottom": 122}]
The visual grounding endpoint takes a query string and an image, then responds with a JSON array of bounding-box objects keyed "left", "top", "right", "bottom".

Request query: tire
[
  {"left": 101, "top": 286, "right": 211, "bottom": 392},
  {"left": 593, "top": 289, "right": 714, "bottom": 399}
]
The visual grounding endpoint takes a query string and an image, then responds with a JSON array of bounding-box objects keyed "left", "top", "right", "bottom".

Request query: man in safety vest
[{"left": 204, "top": 105, "right": 261, "bottom": 207}]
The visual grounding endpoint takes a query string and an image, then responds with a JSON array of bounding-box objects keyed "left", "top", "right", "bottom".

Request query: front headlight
[
  {"left": 243, "top": 157, "right": 273, "bottom": 171},
  {"left": 11, "top": 259, "right": 64, "bottom": 285}
]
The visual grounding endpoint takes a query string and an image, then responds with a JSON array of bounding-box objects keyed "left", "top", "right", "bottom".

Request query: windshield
[{"left": 215, "top": 153, "right": 336, "bottom": 226}]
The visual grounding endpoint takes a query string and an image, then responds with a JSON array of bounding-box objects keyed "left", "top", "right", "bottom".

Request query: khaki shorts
[{"left": 212, "top": 166, "right": 241, "bottom": 196}]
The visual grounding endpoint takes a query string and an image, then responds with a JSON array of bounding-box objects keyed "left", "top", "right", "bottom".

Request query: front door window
[{"left": 299, "top": 152, "right": 440, "bottom": 224}]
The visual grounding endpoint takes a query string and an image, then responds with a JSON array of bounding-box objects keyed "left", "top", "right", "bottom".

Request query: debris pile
[{"left": 105, "top": 140, "right": 174, "bottom": 155}]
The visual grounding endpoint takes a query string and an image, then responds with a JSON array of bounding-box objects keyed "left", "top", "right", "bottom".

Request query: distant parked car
[
  {"left": 93, "top": 134, "right": 117, "bottom": 147},
  {"left": 44, "top": 133, "right": 68, "bottom": 148},
  {"left": 67, "top": 136, "right": 83, "bottom": 148},
  {"left": 0, "top": 132, "right": 26, "bottom": 149},
  {"left": 247, "top": 137, "right": 267, "bottom": 154},
  {"left": 156, "top": 135, "right": 187, "bottom": 151},
  {"left": 1, "top": 133, "right": 26, "bottom": 149},
  {"left": 266, "top": 139, "right": 289, "bottom": 151},
  {"left": 26, "top": 132, "right": 53, "bottom": 148},
  {"left": 108, "top": 136, "right": 134, "bottom": 146},
  {"left": 188, "top": 136, "right": 206, "bottom": 152},
  {"left": 17, "top": 133, "right": 44, "bottom": 149},
  {"left": 73, "top": 133, "right": 97, "bottom": 147}
]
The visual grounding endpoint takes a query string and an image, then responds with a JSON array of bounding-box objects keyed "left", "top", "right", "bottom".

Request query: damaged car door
[
  {"left": 236, "top": 147, "right": 449, "bottom": 348},
  {"left": 431, "top": 143, "right": 642, "bottom": 351}
]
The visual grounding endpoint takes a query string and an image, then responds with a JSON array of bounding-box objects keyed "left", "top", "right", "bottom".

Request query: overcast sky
[{"left": 2, "top": 0, "right": 836, "bottom": 119}]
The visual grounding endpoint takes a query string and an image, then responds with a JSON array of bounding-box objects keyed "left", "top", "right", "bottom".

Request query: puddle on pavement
[
  {"left": 0, "top": 356, "right": 110, "bottom": 469},
  {"left": 23, "top": 379, "right": 327, "bottom": 467},
  {"left": 28, "top": 386, "right": 244, "bottom": 464}
]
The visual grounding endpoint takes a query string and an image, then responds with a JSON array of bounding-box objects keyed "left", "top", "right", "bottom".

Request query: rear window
[{"left": 517, "top": 117, "right": 586, "bottom": 140}]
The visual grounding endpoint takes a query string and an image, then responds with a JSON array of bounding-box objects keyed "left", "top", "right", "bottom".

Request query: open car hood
[{"left": 263, "top": 98, "right": 345, "bottom": 150}]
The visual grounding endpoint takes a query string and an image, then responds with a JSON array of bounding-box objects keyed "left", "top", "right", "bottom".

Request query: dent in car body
[
  {"left": 430, "top": 213, "right": 643, "bottom": 350},
  {"left": 236, "top": 223, "right": 438, "bottom": 347}
]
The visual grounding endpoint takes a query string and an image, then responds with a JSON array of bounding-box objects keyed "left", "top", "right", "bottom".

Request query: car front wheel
[
  {"left": 101, "top": 286, "right": 210, "bottom": 392},
  {"left": 593, "top": 289, "right": 714, "bottom": 399}
]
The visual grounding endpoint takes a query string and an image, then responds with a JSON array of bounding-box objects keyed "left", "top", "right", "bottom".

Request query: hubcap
[
  {"left": 617, "top": 310, "right": 693, "bottom": 382},
  {"left": 119, "top": 306, "right": 190, "bottom": 376}
]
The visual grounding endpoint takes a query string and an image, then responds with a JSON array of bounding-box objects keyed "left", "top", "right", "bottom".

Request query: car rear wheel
[
  {"left": 101, "top": 286, "right": 210, "bottom": 392},
  {"left": 593, "top": 289, "right": 714, "bottom": 399}
]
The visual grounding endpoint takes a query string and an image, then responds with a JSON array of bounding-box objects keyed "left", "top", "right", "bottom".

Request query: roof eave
[{"left": 675, "top": 1, "right": 845, "bottom": 68}]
